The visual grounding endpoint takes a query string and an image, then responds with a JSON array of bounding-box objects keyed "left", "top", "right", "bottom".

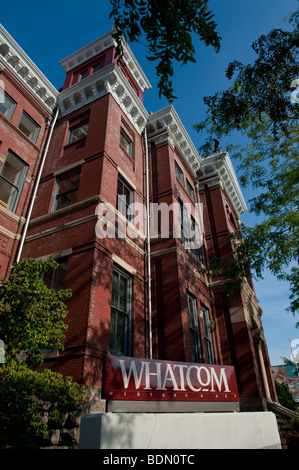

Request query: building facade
[
  {"left": 0, "top": 25, "right": 58, "bottom": 278},
  {"left": 0, "top": 26, "right": 277, "bottom": 410}
]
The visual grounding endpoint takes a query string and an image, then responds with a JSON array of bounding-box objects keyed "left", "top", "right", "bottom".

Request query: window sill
[
  {"left": 63, "top": 136, "right": 87, "bottom": 152},
  {"left": 29, "top": 194, "right": 101, "bottom": 227},
  {"left": 119, "top": 143, "right": 134, "bottom": 162},
  {"left": 0, "top": 203, "right": 25, "bottom": 224}
]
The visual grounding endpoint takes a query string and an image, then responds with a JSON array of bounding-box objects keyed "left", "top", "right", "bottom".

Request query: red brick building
[
  {"left": 1, "top": 28, "right": 277, "bottom": 410},
  {"left": 0, "top": 24, "right": 58, "bottom": 278}
]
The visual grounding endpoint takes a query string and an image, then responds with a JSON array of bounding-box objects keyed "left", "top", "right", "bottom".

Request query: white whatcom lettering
[
  {"left": 161, "top": 363, "right": 180, "bottom": 391},
  {"left": 143, "top": 361, "right": 163, "bottom": 390},
  {"left": 173, "top": 364, "right": 188, "bottom": 391},
  {"left": 186, "top": 365, "right": 202, "bottom": 392},
  {"left": 117, "top": 358, "right": 232, "bottom": 395},
  {"left": 196, "top": 366, "right": 210, "bottom": 389},
  {"left": 210, "top": 367, "right": 230, "bottom": 392},
  {"left": 118, "top": 359, "right": 145, "bottom": 389}
]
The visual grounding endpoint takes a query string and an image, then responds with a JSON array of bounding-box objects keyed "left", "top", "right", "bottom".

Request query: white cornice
[
  {"left": 197, "top": 152, "right": 247, "bottom": 215},
  {"left": 147, "top": 105, "right": 202, "bottom": 174},
  {"left": 0, "top": 24, "right": 58, "bottom": 113},
  {"left": 58, "top": 62, "right": 148, "bottom": 134},
  {"left": 59, "top": 31, "right": 115, "bottom": 72},
  {"left": 59, "top": 30, "right": 151, "bottom": 94}
]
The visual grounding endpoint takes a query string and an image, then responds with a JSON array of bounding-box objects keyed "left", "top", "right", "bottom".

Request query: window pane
[
  {"left": 119, "top": 275, "right": 127, "bottom": 312},
  {"left": 68, "top": 121, "right": 88, "bottom": 143},
  {"left": 56, "top": 190, "right": 78, "bottom": 210},
  {"left": 109, "top": 309, "right": 116, "bottom": 350},
  {"left": 175, "top": 161, "right": 184, "bottom": 184},
  {"left": 120, "top": 128, "right": 133, "bottom": 156},
  {"left": 117, "top": 177, "right": 133, "bottom": 220},
  {"left": 111, "top": 271, "right": 119, "bottom": 308},
  {"left": 187, "top": 296, "right": 195, "bottom": 329},
  {"left": 187, "top": 293, "right": 201, "bottom": 363},
  {"left": 201, "top": 305, "right": 214, "bottom": 364},
  {"left": 69, "top": 172, "right": 80, "bottom": 188},
  {"left": 18, "top": 112, "right": 40, "bottom": 143},
  {"left": 0, "top": 90, "right": 16, "bottom": 120},
  {"left": 1, "top": 153, "right": 24, "bottom": 186},
  {"left": 187, "top": 180, "right": 195, "bottom": 201},
  {"left": 57, "top": 172, "right": 80, "bottom": 195},
  {"left": 0, "top": 178, "right": 17, "bottom": 210},
  {"left": 80, "top": 70, "right": 88, "bottom": 80},
  {"left": 116, "top": 312, "right": 126, "bottom": 353},
  {"left": 110, "top": 267, "right": 131, "bottom": 355},
  {"left": 202, "top": 309, "right": 210, "bottom": 337},
  {"left": 54, "top": 170, "right": 80, "bottom": 211},
  {"left": 57, "top": 178, "right": 71, "bottom": 195},
  {"left": 0, "top": 152, "right": 27, "bottom": 212},
  {"left": 49, "top": 259, "right": 67, "bottom": 291}
]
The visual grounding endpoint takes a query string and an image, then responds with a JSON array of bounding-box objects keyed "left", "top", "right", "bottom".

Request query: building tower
[
  {"left": 5, "top": 29, "right": 276, "bottom": 410},
  {"left": 0, "top": 24, "right": 58, "bottom": 278}
]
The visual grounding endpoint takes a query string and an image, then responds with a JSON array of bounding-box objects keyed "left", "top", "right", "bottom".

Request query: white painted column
[{"left": 256, "top": 340, "right": 271, "bottom": 401}]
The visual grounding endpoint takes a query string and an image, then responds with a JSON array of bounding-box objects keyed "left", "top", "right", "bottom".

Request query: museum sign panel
[{"left": 104, "top": 355, "right": 240, "bottom": 412}]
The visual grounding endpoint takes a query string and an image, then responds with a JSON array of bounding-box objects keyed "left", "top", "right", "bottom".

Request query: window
[
  {"left": 109, "top": 266, "right": 132, "bottom": 355},
  {"left": 42, "top": 257, "right": 68, "bottom": 290},
  {"left": 0, "top": 151, "right": 27, "bottom": 212},
  {"left": 80, "top": 70, "right": 88, "bottom": 80},
  {"left": 120, "top": 128, "right": 133, "bottom": 156},
  {"left": 175, "top": 161, "right": 184, "bottom": 185},
  {"left": 18, "top": 111, "right": 40, "bottom": 143},
  {"left": 190, "top": 215, "right": 202, "bottom": 262},
  {"left": 201, "top": 304, "right": 214, "bottom": 364},
  {"left": 92, "top": 64, "right": 101, "bottom": 73},
  {"left": 92, "top": 57, "right": 105, "bottom": 74},
  {"left": 187, "top": 179, "right": 195, "bottom": 201},
  {"left": 0, "top": 89, "right": 16, "bottom": 120},
  {"left": 187, "top": 293, "right": 202, "bottom": 363},
  {"left": 117, "top": 175, "right": 134, "bottom": 221},
  {"left": 52, "top": 169, "right": 80, "bottom": 211},
  {"left": 179, "top": 199, "right": 189, "bottom": 241},
  {"left": 68, "top": 120, "right": 89, "bottom": 144}
]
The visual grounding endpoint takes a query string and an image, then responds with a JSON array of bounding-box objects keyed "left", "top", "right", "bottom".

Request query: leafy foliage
[
  {"left": 0, "top": 360, "right": 87, "bottom": 449},
  {"left": 0, "top": 258, "right": 88, "bottom": 449},
  {"left": 202, "top": 229, "right": 252, "bottom": 301},
  {"left": 109, "top": 0, "right": 221, "bottom": 101},
  {"left": 0, "top": 257, "right": 71, "bottom": 365},
  {"left": 275, "top": 380, "right": 298, "bottom": 412},
  {"left": 194, "top": 11, "right": 299, "bottom": 319}
]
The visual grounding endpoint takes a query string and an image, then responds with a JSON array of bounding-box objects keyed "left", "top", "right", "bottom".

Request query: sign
[{"left": 104, "top": 355, "right": 239, "bottom": 403}]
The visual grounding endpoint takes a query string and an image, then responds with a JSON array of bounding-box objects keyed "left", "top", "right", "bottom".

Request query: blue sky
[{"left": 1, "top": 0, "right": 298, "bottom": 365}]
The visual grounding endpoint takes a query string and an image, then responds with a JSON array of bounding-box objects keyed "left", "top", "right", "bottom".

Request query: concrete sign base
[{"left": 78, "top": 412, "right": 281, "bottom": 449}]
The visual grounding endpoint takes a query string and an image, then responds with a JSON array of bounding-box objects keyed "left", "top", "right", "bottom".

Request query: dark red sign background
[{"left": 104, "top": 355, "right": 239, "bottom": 402}]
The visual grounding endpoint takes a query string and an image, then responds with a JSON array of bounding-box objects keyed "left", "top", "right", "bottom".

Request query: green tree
[
  {"left": 194, "top": 11, "right": 299, "bottom": 320},
  {"left": 275, "top": 380, "right": 298, "bottom": 412},
  {"left": 109, "top": 0, "right": 221, "bottom": 101},
  {"left": 0, "top": 258, "right": 88, "bottom": 449}
]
